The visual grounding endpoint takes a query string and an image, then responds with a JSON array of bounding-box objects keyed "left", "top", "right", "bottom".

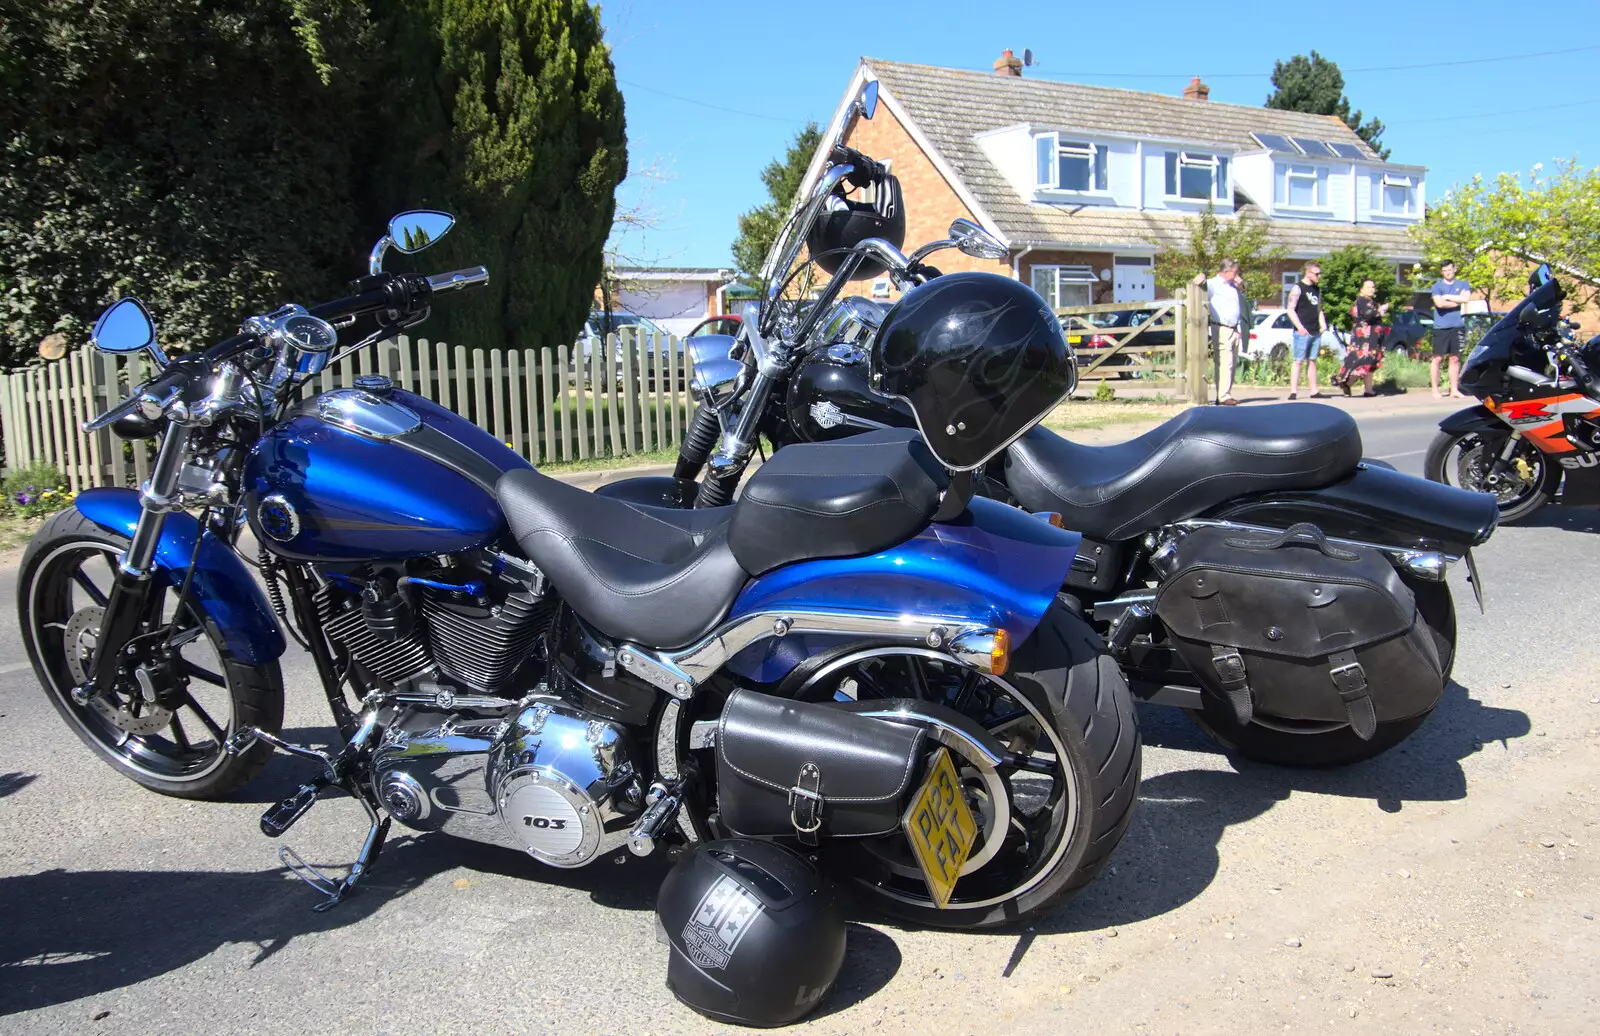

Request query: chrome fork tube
[{"left": 123, "top": 424, "right": 193, "bottom": 576}]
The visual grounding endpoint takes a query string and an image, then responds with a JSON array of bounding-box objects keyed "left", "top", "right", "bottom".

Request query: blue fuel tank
[{"left": 242, "top": 387, "right": 531, "bottom": 562}]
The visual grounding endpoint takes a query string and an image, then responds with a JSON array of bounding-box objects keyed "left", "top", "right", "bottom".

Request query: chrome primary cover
[{"left": 491, "top": 700, "right": 640, "bottom": 868}]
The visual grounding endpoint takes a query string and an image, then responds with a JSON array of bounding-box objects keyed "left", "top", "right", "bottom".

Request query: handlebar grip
[
  {"left": 307, "top": 285, "right": 395, "bottom": 322},
  {"left": 830, "top": 145, "right": 886, "bottom": 189},
  {"left": 426, "top": 266, "right": 490, "bottom": 294},
  {"left": 201, "top": 332, "right": 262, "bottom": 365}
]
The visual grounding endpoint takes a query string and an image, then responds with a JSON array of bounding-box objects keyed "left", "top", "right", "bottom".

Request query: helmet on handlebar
[
  {"left": 805, "top": 174, "right": 905, "bottom": 280},
  {"left": 870, "top": 271, "right": 1074, "bottom": 471}
]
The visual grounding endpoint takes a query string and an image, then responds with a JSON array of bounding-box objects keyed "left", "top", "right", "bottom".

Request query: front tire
[
  {"left": 833, "top": 606, "right": 1141, "bottom": 929},
  {"left": 18, "top": 506, "right": 283, "bottom": 799},
  {"left": 1424, "top": 429, "right": 1558, "bottom": 524}
]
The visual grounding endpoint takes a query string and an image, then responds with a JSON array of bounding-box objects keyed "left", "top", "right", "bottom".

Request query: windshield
[{"left": 1460, "top": 276, "right": 1565, "bottom": 388}]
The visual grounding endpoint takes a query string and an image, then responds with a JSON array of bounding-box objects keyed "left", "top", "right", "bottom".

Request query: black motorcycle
[{"left": 603, "top": 142, "right": 1499, "bottom": 769}]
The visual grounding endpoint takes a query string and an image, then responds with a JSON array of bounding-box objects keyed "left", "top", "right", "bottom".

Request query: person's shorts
[
  {"left": 1291, "top": 333, "right": 1320, "bottom": 361},
  {"left": 1434, "top": 326, "right": 1465, "bottom": 357}
]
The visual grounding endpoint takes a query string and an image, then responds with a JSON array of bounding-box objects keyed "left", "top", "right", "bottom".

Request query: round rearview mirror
[
  {"left": 859, "top": 80, "right": 879, "bottom": 120},
  {"left": 948, "top": 219, "right": 1008, "bottom": 260},
  {"left": 90, "top": 298, "right": 157, "bottom": 355},
  {"left": 388, "top": 210, "right": 456, "bottom": 254},
  {"left": 1529, "top": 263, "right": 1552, "bottom": 291}
]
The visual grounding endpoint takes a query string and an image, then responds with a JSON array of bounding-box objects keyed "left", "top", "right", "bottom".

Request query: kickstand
[{"left": 279, "top": 792, "right": 391, "bottom": 912}]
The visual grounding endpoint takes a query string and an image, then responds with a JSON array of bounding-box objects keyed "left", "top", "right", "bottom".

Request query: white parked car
[{"left": 1245, "top": 308, "right": 1342, "bottom": 361}]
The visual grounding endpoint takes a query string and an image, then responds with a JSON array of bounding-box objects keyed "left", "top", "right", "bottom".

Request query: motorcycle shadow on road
[{"left": 1029, "top": 677, "right": 1529, "bottom": 939}]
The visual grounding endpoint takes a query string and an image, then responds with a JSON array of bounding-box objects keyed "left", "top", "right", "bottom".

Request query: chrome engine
[{"left": 370, "top": 696, "right": 645, "bottom": 868}]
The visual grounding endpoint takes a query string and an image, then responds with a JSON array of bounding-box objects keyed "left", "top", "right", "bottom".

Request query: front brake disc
[{"left": 64, "top": 606, "right": 176, "bottom": 736}]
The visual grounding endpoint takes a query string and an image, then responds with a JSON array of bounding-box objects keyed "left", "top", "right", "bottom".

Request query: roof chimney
[
  {"left": 994, "top": 49, "right": 1023, "bottom": 77},
  {"left": 1183, "top": 76, "right": 1210, "bottom": 101}
]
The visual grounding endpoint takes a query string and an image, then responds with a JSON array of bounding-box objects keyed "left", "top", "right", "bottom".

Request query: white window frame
[
  {"left": 1281, "top": 272, "right": 1300, "bottom": 308},
  {"left": 1278, "top": 163, "right": 1326, "bottom": 210},
  {"left": 1379, "top": 172, "right": 1417, "bottom": 216},
  {"left": 1164, "top": 150, "right": 1229, "bottom": 202},
  {"left": 1030, "top": 265, "right": 1096, "bottom": 310},
  {"left": 1035, "top": 133, "right": 1109, "bottom": 194}
]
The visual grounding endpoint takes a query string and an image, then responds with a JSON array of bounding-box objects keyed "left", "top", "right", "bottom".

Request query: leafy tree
[
  {"left": 731, "top": 122, "right": 822, "bottom": 278},
  {"left": 0, "top": 0, "right": 370, "bottom": 367},
  {"left": 1412, "top": 159, "right": 1600, "bottom": 312},
  {"left": 1154, "top": 203, "right": 1286, "bottom": 307},
  {"left": 1265, "top": 51, "right": 1388, "bottom": 160},
  {"left": 1315, "top": 245, "right": 1397, "bottom": 331},
  {"left": 365, "top": 0, "right": 627, "bottom": 352}
]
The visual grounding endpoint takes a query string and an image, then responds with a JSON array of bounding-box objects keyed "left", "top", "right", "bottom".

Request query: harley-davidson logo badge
[
  {"left": 257, "top": 494, "right": 300, "bottom": 542},
  {"left": 681, "top": 874, "right": 762, "bottom": 970},
  {"left": 810, "top": 400, "right": 845, "bottom": 429}
]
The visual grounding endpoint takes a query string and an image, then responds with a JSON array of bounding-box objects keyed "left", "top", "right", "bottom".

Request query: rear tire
[
  {"left": 1184, "top": 580, "right": 1455, "bottom": 768},
  {"left": 848, "top": 606, "right": 1142, "bottom": 929}
]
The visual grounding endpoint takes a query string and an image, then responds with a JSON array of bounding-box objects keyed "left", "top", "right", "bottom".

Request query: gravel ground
[{"left": 2, "top": 404, "right": 1596, "bottom": 1035}]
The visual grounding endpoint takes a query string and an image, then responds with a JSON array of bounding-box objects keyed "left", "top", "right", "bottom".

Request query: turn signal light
[
  {"left": 950, "top": 628, "right": 1010, "bottom": 675},
  {"left": 1034, "top": 511, "right": 1067, "bottom": 529}
]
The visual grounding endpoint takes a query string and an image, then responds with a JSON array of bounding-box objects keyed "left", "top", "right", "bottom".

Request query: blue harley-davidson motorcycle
[{"left": 18, "top": 198, "right": 1139, "bottom": 928}]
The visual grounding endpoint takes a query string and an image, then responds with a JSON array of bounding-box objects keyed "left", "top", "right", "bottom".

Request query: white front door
[{"left": 1113, "top": 256, "right": 1155, "bottom": 302}]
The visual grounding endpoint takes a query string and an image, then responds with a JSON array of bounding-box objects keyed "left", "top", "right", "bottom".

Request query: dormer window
[
  {"left": 1276, "top": 163, "right": 1329, "bottom": 209},
  {"left": 1035, "top": 134, "right": 1107, "bottom": 192},
  {"left": 1164, "top": 151, "right": 1228, "bottom": 201},
  {"left": 1377, "top": 172, "right": 1417, "bottom": 216}
]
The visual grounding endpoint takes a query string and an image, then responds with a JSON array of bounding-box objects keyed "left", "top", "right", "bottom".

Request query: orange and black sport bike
[{"left": 1426, "top": 266, "right": 1600, "bottom": 523}]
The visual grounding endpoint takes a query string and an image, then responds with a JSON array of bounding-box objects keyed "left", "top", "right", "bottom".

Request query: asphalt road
[{"left": 2, "top": 402, "right": 1597, "bottom": 1035}]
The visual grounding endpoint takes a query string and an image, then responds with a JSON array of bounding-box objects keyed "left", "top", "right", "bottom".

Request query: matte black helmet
[
  {"left": 805, "top": 174, "right": 905, "bottom": 280},
  {"left": 657, "top": 838, "right": 846, "bottom": 1027},
  {"left": 871, "top": 271, "right": 1074, "bottom": 471}
]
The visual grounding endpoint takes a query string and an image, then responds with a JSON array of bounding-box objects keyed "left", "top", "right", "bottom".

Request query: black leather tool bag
[
  {"left": 1155, "top": 523, "right": 1444, "bottom": 739},
  {"left": 715, "top": 688, "right": 926, "bottom": 844}
]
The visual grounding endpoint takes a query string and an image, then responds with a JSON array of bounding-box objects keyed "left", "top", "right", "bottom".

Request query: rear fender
[
  {"left": 1438, "top": 404, "right": 1503, "bottom": 436},
  {"left": 723, "top": 497, "right": 1079, "bottom": 684},
  {"left": 1206, "top": 462, "right": 1498, "bottom": 554},
  {"left": 74, "top": 488, "right": 286, "bottom": 664}
]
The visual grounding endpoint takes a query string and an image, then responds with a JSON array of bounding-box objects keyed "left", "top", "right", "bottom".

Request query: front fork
[
  {"left": 1483, "top": 430, "right": 1528, "bottom": 487},
  {"left": 82, "top": 424, "right": 194, "bottom": 703},
  {"left": 697, "top": 368, "right": 775, "bottom": 508}
]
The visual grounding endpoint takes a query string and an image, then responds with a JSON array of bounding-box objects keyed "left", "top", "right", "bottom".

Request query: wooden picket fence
[{"left": 0, "top": 330, "right": 698, "bottom": 489}]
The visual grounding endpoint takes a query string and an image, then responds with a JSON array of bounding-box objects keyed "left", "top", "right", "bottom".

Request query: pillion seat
[
  {"left": 1003, "top": 402, "right": 1362, "bottom": 542},
  {"left": 496, "top": 429, "right": 948, "bottom": 649}
]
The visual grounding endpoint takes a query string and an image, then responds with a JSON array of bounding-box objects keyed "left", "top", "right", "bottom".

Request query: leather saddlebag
[
  {"left": 1154, "top": 523, "right": 1444, "bottom": 739},
  {"left": 716, "top": 688, "right": 926, "bottom": 844}
]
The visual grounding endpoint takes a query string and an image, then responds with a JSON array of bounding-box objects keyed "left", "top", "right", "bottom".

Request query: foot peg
[
  {"left": 226, "top": 726, "right": 335, "bottom": 779},
  {"left": 261, "top": 781, "right": 322, "bottom": 838},
  {"left": 628, "top": 784, "right": 684, "bottom": 857}
]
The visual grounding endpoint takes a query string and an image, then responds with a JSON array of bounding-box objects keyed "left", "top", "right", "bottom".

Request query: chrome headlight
[{"left": 686, "top": 334, "right": 748, "bottom": 411}]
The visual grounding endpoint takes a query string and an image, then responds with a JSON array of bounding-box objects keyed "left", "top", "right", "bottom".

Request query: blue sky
[{"left": 598, "top": 1, "right": 1599, "bottom": 270}]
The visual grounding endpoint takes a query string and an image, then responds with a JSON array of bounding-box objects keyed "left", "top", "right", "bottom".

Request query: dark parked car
[
  {"left": 1062, "top": 308, "right": 1174, "bottom": 378},
  {"left": 1384, "top": 309, "right": 1433, "bottom": 353},
  {"left": 686, "top": 314, "right": 742, "bottom": 338}
]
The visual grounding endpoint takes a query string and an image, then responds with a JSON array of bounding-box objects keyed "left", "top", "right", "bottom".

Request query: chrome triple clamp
[{"left": 226, "top": 727, "right": 391, "bottom": 912}]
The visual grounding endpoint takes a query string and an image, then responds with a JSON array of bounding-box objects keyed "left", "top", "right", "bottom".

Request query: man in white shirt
[{"left": 1206, "top": 258, "right": 1245, "bottom": 405}]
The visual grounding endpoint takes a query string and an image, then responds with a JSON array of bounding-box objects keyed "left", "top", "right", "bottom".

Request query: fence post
[{"left": 1185, "top": 275, "right": 1208, "bottom": 404}]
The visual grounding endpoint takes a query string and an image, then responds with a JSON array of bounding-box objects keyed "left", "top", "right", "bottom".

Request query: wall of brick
[{"left": 832, "top": 103, "right": 1012, "bottom": 301}]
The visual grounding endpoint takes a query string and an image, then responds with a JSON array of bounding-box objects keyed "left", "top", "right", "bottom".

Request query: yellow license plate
[
  {"left": 1067, "top": 335, "right": 1082, "bottom": 344},
  {"left": 901, "top": 747, "right": 979, "bottom": 910}
]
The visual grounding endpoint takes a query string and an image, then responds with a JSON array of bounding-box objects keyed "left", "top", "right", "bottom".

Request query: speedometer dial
[{"left": 281, "top": 314, "right": 337, "bottom": 351}]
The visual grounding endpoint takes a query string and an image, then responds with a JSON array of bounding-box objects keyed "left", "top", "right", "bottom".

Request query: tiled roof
[{"left": 866, "top": 59, "right": 1417, "bottom": 258}]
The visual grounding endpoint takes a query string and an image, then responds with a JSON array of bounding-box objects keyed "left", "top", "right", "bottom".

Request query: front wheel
[
  {"left": 1424, "top": 429, "right": 1558, "bottom": 524},
  {"left": 804, "top": 605, "right": 1141, "bottom": 929},
  {"left": 18, "top": 506, "right": 284, "bottom": 799}
]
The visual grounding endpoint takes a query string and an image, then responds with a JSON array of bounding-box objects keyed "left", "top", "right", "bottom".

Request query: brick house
[{"left": 802, "top": 54, "right": 1426, "bottom": 311}]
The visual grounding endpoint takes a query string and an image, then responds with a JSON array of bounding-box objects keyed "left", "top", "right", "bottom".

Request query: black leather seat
[
  {"left": 497, "top": 468, "right": 746, "bottom": 649},
  {"left": 728, "top": 428, "right": 947, "bottom": 575},
  {"left": 497, "top": 429, "right": 948, "bottom": 650},
  {"left": 1003, "top": 402, "right": 1362, "bottom": 542}
]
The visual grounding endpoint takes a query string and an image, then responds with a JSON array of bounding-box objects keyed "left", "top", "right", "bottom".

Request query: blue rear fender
[
  {"left": 74, "top": 488, "right": 286, "bottom": 665},
  {"left": 724, "top": 496, "right": 1079, "bottom": 684}
]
